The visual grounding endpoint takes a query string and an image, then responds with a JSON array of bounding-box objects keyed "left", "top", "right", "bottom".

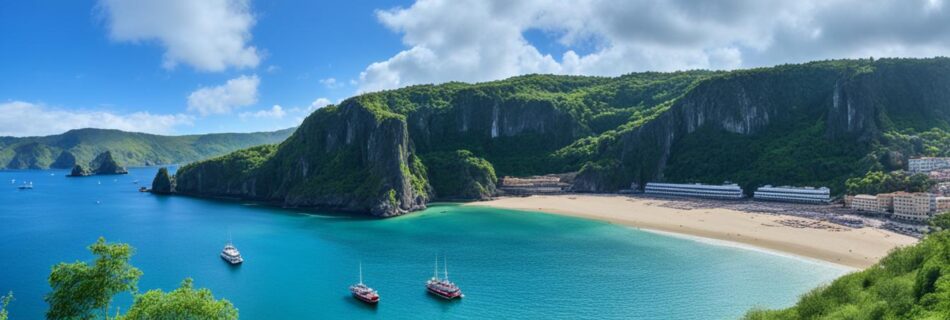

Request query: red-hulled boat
[
  {"left": 426, "top": 256, "right": 463, "bottom": 299},
  {"left": 350, "top": 263, "right": 379, "bottom": 304}
]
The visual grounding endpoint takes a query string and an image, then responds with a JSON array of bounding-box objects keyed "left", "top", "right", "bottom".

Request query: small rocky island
[
  {"left": 150, "top": 167, "right": 175, "bottom": 194},
  {"left": 66, "top": 151, "right": 129, "bottom": 177}
]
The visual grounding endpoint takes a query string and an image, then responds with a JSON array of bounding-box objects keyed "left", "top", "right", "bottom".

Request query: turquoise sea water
[{"left": 0, "top": 168, "right": 849, "bottom": 319}]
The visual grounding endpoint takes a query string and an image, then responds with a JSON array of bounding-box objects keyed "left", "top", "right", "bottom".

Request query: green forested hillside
[
  {"left": 744, "top": 231, "right": 950, "bottom": 319},
  {"left": 173, "top": 58, "right": 950, "bottom": 215},
  {"left": 0, "top": 127, "right": 295, "bottom": 169}
]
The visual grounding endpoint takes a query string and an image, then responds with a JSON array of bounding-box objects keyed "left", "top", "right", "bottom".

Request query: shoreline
[{"left": 466, "top": 194, "right": 918, "bottom": 269}]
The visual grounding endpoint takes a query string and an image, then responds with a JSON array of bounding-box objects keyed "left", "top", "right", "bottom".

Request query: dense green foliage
[
  {"left": 0, "top": 128, "right": 294, "bottom": 169},
  {"left": 0, "top": 292, "right": 11, "bottom": 320},
  {"left": 744, "top": 231, "right": 950, "bottom": 319},
  {"left": 931, "top": 214, "right": 950, "bottom": 232},
  {"left": 44, "top": 238, "right": 236, "bottom": 320},
  {"left": 46, "top": 237, "right": 143, "bottom": 319},
  {"left": 845, "top": 171, "right": 935, "bottom": 195},
  {"left": 421, "top": 150, "right": 497, "bottom": 199},
  {"left": 118, "top": 279, "right": 238, "bottom": 320}
]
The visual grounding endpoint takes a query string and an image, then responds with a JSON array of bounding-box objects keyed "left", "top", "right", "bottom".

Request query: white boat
[
  {"left": 349, "top": 263, "right": 379, "bottom": 304},
  {"left": 220, "top": 234, "right": 243, "bottom": 265},
  {"left": 17, "top": 182, "right": 33, "bottom": 190},
  {"left": 426, "top": 256, "right": 463, "bottom": 299}
]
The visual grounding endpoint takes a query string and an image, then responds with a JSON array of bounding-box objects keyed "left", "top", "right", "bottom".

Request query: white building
[
  {"left": 908, "top": 157, "right": 950, "bottom": 173},
  {"left": 893, "top": 192, "right": 933, "bottom": 222},
  {"left": 753, "top": 185, "right": 830, "bottom": 204},
  {"left": 851, "top": 194, "right": 882, "bottom": 212},
  {"left": 644, "top": 182, "right": 744, "bottom": 200}
]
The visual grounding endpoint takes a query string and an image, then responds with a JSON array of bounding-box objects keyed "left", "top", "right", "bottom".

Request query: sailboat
[
  {"left": 425, "top": 256, "right": 463, "bottom": 299},
  {"left": 220, "top": 233, "right": 243, "bottom": 265},
  {"left": 349, "top": 262, "right": 379, "bottom": 304}
]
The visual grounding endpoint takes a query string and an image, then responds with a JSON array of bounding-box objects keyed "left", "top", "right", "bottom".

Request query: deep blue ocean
[{"left": 0, "top": 168, "right": 849, "bottom": 319}]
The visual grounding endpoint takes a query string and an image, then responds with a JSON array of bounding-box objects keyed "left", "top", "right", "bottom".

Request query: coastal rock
[
  {"left": 174, "top": 98, "right": 432, "bottom": 217},
  {"left": 150, "top": 167, "right": 174, "bottom": 194},
  {"left": 89, "top": 151, "right": 128, "bottom": 175},
  {"left": 67, "top": 164, "right": 91, "bottom": 177}
]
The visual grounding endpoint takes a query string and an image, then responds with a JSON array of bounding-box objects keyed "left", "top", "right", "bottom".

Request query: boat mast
[
  {"left": 444, "top": 257, "right": 449, "bottom": 281},
  {"left": 434, "top": 256, "right": 439, "bottom": 280},
  {"left": 359, "top": 262, "right": 363, "bottom": 285}
]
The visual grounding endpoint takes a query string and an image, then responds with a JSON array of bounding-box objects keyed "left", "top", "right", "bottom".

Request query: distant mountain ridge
[{"left": 0, "top": 127, "right": 295, "bottom": 169}]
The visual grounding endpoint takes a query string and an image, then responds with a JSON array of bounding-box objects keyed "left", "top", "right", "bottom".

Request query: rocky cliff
[
  {"left": 174, "top": 98, "right": 431, "bottom": 217},
  {"left": 150, "top": 167, "right": 174, "bottom": 194},
  {"left": 170, "top": 58, "right": 950, "bottom": 215}
]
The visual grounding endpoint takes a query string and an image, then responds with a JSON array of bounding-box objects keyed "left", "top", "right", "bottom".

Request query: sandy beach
[{"left": 468, "top": 194, "right": 919, "bottom": 269}]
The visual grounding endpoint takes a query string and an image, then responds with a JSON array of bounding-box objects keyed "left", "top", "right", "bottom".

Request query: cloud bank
[
  {"left": 187, "top": 75, "right": 260, "bottom": 115},
  {"left": 0, "top": 101, "right": 193, "bottom": 137},
  {"left": 359, "top": 0, "right": 950, "bottom": 92},
  {"left": 99, "top": 0, "right": 260, "bottom": 71}
]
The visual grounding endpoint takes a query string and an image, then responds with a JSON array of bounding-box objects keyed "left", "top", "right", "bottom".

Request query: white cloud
[
  {"left": 98, "top": 0, "right": 260, "bottom": 71},
  {"left": 309, "top": 98, "right": 332, "bottom": 111},
  {"left": 0, "top": 101, "right": 193, "bottom": 137},
  {"left": 187, "top": 75, "right": 260, "bottom": 115},
  {"left": 319, "top": 77, "right": 342, "bottom": 89},
  {"left": 239, "top": 105, "right": 285, "bottom": 120},
  {"left": 359, "top": 0, "right": 950, "bottom": 92}
]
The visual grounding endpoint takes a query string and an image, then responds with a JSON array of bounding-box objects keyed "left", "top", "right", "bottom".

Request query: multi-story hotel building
[
  {"left": 753, "top": 185, "right": 831, "bottom": 204},
  {"left": 892, "top": 192, "right": 933, "bottom": 222},
  {"left": 908, "top": 157, "right": 950, "bottom": 173},
  {"left": 850, "top": 194, "right": 882, "bottom": 212},
  {"left": 644, "top": 182, "right": 744, "bottom": 200},
  {"left": 877, "top": 193, "right": 896, "bottom": 212}
]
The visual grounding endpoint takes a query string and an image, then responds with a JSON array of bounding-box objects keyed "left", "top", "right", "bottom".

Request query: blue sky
[{"left": 2, "top": 0, "right": 950, "bottom": 136}]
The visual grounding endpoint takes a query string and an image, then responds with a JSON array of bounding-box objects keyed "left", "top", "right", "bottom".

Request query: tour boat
[
  {"left": 349, "top": 263, "right": 379, "bottom": 304},
  {"left": 17, "top": 181, "right": 33, "bottom": 190},
  {"left": 220, "top": 235, "right": 243, "bottom": 265},
  {"left": 426, "top": 256, "right": 463, "bottom": 299}
]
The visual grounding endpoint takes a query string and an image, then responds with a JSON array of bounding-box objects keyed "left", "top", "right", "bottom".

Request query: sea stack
[
  {"left": 150, "top": 167, "right": 174, "bottom": 194},
  {"left": 65, "top": 151, "right": 128, "bottom": 177},
  {"left": 67, "top": 164, "right": 91, "bottom": 177},
  {"left": 89, "top": 151, "right": 128, "bottom": 175}
]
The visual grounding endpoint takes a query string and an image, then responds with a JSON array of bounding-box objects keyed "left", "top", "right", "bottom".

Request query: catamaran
[
  {"left": 426, "top": 256, "right": 463, "bottom": 299},
  {"left": 349, "top": 263, "right": 379, "bottom": 304},
  {"left": 220, "top": 234, "right": 243, "bottom": 265},
  {"left": 17, "top": 181, "right": 33, "bottom": 190}
]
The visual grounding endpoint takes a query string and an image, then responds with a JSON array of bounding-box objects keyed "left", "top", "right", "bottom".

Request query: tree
[
  {"left": 118, "top": 278, "right": 238, "bottom": 320},
  {"left": 931, "top": 213, "right": 950, "bottom": 232},
  {"left": 0, "top": 292, "right": 12, "bottom": 320},
  {"left": 46, "top": 237, "right": 142, "bottom": 320}
]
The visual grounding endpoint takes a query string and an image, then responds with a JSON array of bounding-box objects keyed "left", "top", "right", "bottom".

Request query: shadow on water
[
  {"left": 341, "top": 295, "right": 379, "bottom": 312},
  {"left": 425, "top": 292, "right": 463, "bottom": 311}
]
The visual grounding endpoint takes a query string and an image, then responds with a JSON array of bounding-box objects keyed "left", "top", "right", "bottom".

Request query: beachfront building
[
  {"left": 851, "top": 194, "right": 882, "bottom": 212},
  {"left": 753, "top": 185, "right": 830, "bottom": 204},
  {"left": 877, "top": 193, "right": 896, "bottom": 212},
  {"left": 644, "top": 182, "right": 744, "bottom": 200},
  {"left": 932, "top": 196, "right": 950, "bottom": 213},
  {"left": 908, "top": 157, "right": 950, "bottom": 173},
  {"left": 893, "top": 192, "right": 933, "bottom": 222}
]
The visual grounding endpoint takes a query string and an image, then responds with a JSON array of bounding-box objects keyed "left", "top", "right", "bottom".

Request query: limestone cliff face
[
  {"left": 407, "top": 91, "right": 583, "bottom": 153},
  {"left": 174, "top": 99, "right": 431, "bottom": 217},
  {"left": 573, "top": 61, "right": 950, "bottom": 192}
]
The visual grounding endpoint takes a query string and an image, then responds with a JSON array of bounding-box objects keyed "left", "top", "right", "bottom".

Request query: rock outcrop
[
  {"left": 174, "top": 98, "right": 431, "bottom": 217},
  {"left": 150, "top": 167, "right": 174, "bottom": 194},
  {"left": 68, "top": 164, "right": 91, "bottom": 177},
  {"left": 66, "top": 151, "right": 128, "bottom": 177},
  {"left": 89, "top": 151, "right": 128, "bottom": 175}
]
